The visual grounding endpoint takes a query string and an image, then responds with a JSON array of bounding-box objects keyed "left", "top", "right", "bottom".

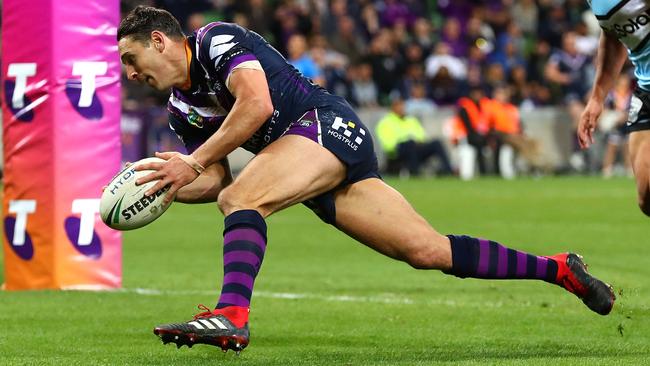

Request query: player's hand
[
  {"left": 135, "top": 152, "right": 200, "bottom": 205},
  {"left": 578, "top": 99, "right": 603, "bottom": 149}
]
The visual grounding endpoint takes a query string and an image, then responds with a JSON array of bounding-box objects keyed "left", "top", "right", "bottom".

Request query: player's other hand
[
  {"left": 134, "top": 152, "right": 200, "bottom": 205},
  {"left": 578, "top": 99, "right": 603, "bottom": 149}
]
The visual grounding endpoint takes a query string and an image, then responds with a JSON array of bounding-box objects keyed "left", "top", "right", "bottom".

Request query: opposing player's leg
[
  {"left": 628, "top": 130, "right": 650, "bottom": 216},
  {"left": 154, "top": 134, "right": 347, "bottom": 351},
  {"left": 332, "top": 178, "right": 616, "bottom": 315}
]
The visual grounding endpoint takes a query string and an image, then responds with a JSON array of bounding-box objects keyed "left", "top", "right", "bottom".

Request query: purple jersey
[{"left": 167, "top": 22, "right": 332, "bottom": 154}]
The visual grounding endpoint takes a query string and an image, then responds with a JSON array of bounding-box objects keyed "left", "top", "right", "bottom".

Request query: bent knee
[
  {"left": 217, "top": 186, "right": 270, "bottom": 217},
  {"left": 402, "top": 237, "right": 448, "bottom": 270}
]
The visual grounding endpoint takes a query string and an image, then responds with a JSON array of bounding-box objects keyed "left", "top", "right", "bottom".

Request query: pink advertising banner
[{"left": 2, "top": 0, "right": 122, "bottom": 289}]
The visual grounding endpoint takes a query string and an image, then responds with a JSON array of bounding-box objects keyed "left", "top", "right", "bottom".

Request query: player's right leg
[
  {"left": 628, "top": 130, "right": 650, "bottom": 216},
  {"left": 154, "top": 134, "right": 347, "bottom": 352},
  {"left": 331, "top": 178, "right": 616, "bottom": 315}
]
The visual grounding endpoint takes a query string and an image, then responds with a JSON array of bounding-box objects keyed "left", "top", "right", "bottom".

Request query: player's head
[{"left": 117, "top": 6, "right": 186, "bottom": 91}]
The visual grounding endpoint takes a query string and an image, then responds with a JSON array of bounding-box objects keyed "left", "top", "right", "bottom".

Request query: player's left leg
[{"left": 331, "top": 178, "right": 616, "bottom": 315}]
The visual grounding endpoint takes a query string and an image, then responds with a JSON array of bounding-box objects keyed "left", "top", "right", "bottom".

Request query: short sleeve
[{"left": 195, "top": 22, "right": 261, "bottom": 84}]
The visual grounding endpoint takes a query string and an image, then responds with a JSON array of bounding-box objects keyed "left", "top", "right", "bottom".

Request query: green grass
[{"left": 1, "top": 177, "right": 649, "bottom": 365}]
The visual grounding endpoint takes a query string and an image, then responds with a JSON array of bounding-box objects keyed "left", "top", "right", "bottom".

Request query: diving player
[{"left": 117, "top": 6, "right": 616, "bottom": 353}]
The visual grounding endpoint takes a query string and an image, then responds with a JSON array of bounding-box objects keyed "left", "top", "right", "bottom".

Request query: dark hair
[{"left": 117, "top": 6, "right": 185, "bottom": 43}]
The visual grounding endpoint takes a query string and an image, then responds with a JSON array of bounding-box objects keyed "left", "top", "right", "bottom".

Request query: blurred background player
[
  {"left": 117, "top": 6, "right": 615, "bottom": 353},
  {"left": 579, "top": 0, "right": 650, "bottom": 216}
]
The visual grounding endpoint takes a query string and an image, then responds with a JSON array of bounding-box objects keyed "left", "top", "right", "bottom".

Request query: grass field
[{"left": 1, "top": 177, "right": 649, "bottom": 365}]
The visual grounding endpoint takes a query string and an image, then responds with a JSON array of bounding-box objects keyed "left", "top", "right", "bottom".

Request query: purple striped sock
[
  {"left": 216, "top": 210, "right": 267, "bottom": 309},
  {"left": 446, "top": 235, "right": 558, "bottom": 283}
]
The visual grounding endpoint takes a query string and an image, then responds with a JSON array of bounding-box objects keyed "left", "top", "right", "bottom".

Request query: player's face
[{"left": 118, "top": 36, "right": 174, "bottom": 91}]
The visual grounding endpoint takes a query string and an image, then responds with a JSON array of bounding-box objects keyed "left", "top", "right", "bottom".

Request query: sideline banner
[{"left": 2, "top": 0, "right": 122, "bottom": 289}]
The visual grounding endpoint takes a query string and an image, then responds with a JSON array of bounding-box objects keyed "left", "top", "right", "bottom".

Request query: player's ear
[{"left": 150, "top": 31, "right": 165, "bottom": 52}]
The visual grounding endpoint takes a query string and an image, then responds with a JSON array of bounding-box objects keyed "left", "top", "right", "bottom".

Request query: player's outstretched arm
[{"left": 579, "top": 31, "right": 628, "bottom": 148}]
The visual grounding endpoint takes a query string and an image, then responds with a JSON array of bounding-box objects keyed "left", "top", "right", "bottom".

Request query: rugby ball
[{"left": 100, "top": 157, "right": 173, "bottom": 230}]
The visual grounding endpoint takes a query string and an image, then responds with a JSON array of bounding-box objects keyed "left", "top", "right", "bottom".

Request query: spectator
[
  {"left": 425, "top": 42, "right": 467, "bottom": 81},
  {"left": 400, "top": 63, "right": 429, "bottom": 100},
  {"left": 487, "top": 84, "right": 549, "bottom": 177},
  {"left": 351, "top": 63, "right": 379, "bottom": 108},
  {"left": 329, "top": 16, "right": 367, "bottom": 65},
  {"left": 359, "top": 3, "right": 381, "bottom": 39},
  {"left": 287, "top": 34, "right": 325, "bottom": 87},
  {"left": 310, "top": 35, "right": 350, "bottom": 96},
  {"left": 510, "top": 0, "right": 538, "bottom": 36},
  {"left": 366, "top": 29, "right": 405, "bottom": 105},
  {"left": 465, "top": 15, "right": 495, "bottom": 55},
  {"left": 488, "top": 24, "right": 526, "bottom": 76},
  {"left": 247, "top": 0, "right": 273, "bottom": 40},
  {"left": 379, "top": 0, "right": 417, "bottom": 28},
  {"left": 449, "top": 86, "right": 493, "bottom": 176},
  {"left": 322, "top": 0, "right": 349, "bottom": 37},
  {"left": 376, "top": 97, "right": 452, "bottom": 176},
  {"left": 405, "top": 83, "right": 437, "bottom": 123},
  {"left": 545, "top": 31, "right": 593, "bottom": 172},
  {"left": 483, "top": 62, "right": 507, "bottom": 95},
  {"left": 601, "top": 74, "right": 633, "bottom": 178},
  {"left": 430, "top": 66, "right": 465, "bottom": 106},
  {"left": 403, "top": 42, "right": 425, "bottom": 67},
  {"left": 412, "top": 17, "right": 435, "bottom": 55},
  {"left": 271, "top": 1, "right": 312, "bottom": 55},
  {"left": 440, "top": 17, "right": 467, "bottom": 58}
]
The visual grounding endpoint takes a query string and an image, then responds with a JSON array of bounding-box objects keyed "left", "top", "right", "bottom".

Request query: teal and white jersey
[{"left": 589, "top": 0, "right": 650, "bottom": 89}]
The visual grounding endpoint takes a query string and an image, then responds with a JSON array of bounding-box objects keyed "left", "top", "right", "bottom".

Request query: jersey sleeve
[{"left": 195, "top": 22, "right": 262, "bottom": 85}]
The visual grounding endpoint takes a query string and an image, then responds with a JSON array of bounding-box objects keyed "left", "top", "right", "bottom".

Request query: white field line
[{"left": 111, "top": 288, "right": 534, "bottom": 309}]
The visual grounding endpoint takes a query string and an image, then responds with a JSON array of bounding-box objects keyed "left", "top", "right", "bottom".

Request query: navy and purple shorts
[
  {"left": 627, "top": 87, "right": 650, "bottom": 133},
  {"left": 282, "top": 97, "right": 380, "bottom": 224}
]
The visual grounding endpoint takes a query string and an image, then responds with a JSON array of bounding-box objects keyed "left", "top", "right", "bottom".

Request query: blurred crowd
[{"left": 120, "top": 0, "right": 635, "bottom": 177}]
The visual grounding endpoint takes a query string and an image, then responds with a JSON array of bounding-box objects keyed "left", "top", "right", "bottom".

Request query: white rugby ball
[{"left": 100, "top": 157, "right": 173, "bottom": 230}]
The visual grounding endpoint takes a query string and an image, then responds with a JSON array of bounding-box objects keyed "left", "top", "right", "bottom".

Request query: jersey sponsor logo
[
  {"left": 327, "top": 117, "right": 366, "bottom": 151},
  {"left": 607, "top": 9, "right": 650, "bottom": 37}
]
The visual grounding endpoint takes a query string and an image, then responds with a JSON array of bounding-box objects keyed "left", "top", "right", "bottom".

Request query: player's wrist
[{"left": 179, "top": 154, "right": 205, "bottom": 175}]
